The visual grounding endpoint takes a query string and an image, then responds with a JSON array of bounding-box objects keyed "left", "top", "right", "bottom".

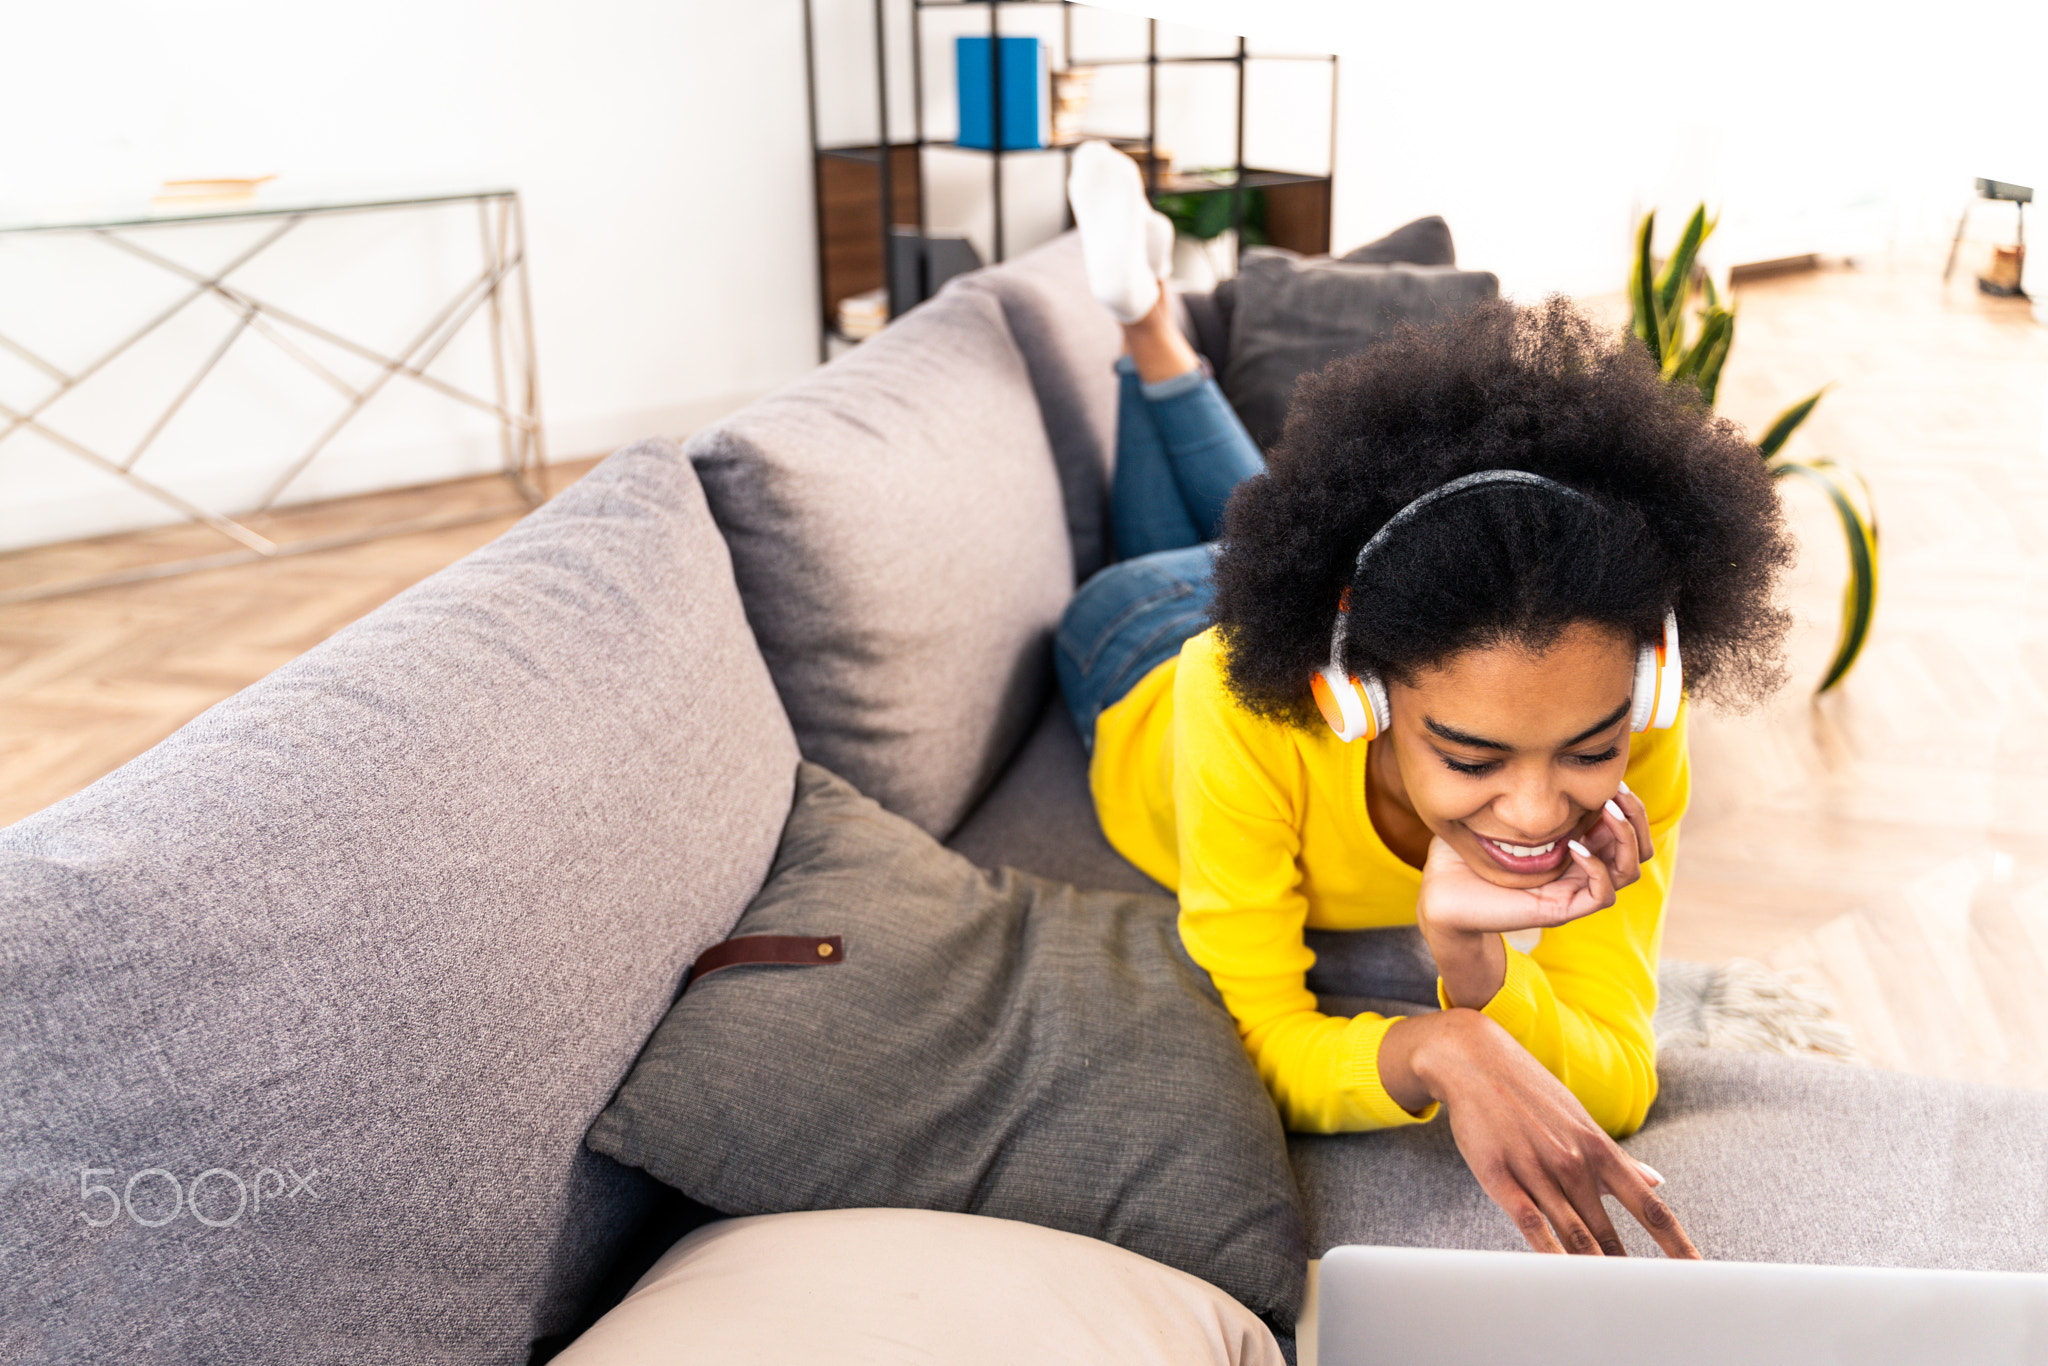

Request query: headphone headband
[
  {"left": 1331, "top": 470, "right": 1600, "bottom": 665},
  {"left": 1348, "top": 470, "right": 1599, "bottom": 582}
]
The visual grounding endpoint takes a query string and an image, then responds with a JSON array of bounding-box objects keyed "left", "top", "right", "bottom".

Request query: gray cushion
[
  {"left": 945, "top": 695, "right": 1165, "bottom": 896},
  {"left": 957, "top": 232, "right": 1126, "bottom": 581},
  {"left": 1338, "top": 214, "right": 1458, "bottom": 267},
  {"left": 587, "top": 762, "right": 1309, "bottom": 1326},
  {"left": 1223, "top": 249, "right": 1501, "bottom": 450},
  {"left": 1203, "top": 215, "right": 1462, "bottom": 371},
  {"left": 687, "top": 284, "right": 1074, "bottom": 839},
  {"left": 1291, "top": 1049, "right": 2048, "bottom": 1268},
  {"left": 0, "top": 439, "right": 801, "bottom": 1365}
]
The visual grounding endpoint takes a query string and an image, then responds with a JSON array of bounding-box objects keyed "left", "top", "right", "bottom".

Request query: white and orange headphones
[{"left": 1308, "top": 470, "right": 1683, "bottom": 743}]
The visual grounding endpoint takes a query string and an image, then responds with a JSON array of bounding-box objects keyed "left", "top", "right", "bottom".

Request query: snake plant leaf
[
  {"left": 1656, "top": 205, "right": 1711, "bottom": 325},
  {"left": 1695, "top": 309, "right": 1735, "bottom": 406},
  {"left": 1771, "top": 458, "right": 1878, "bottom": 692},
  {"left": 1674, "top": 308, "right": 1732, "bottom": 390},
  {"left": 1631, "top": 212, "right": 1660, "bottom": 361},
  {"left": 1756, "top": 386, "right": 1828, "bottom": 459},
  {"left": 1700, "top": 269, "right": 1721, "bottom": 312}
]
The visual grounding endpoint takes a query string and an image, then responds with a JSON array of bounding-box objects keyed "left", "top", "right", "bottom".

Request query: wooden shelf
[{"left": 803, "top": 1, "right": 1337, "bottom": 356}]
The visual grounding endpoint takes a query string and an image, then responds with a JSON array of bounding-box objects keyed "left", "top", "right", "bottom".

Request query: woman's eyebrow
[{"left": 1424, "top": 699, "right": 1632, "bottom": 752}]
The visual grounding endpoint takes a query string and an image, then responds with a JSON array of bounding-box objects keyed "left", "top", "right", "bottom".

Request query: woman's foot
[{"left": 1068, "top": 141, "right": 1174, "bottom": 323}]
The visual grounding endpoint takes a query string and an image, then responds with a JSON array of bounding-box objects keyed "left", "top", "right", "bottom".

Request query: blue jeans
[{"left": 1056, "top": 357, "right": 1264, "bottom": 750}]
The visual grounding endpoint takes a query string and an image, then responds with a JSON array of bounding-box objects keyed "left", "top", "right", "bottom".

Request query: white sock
[
  {"left": 1068, "top": 141, "right": 1162, "bottom": 324},
  {"left": 1147, "top": 209, "right": 1174, "bottom": 282}
]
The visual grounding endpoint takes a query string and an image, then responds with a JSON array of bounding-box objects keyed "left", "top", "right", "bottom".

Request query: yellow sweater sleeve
[{"left": 1168, "top": 646, "right": 1438, "bottom": 1134}]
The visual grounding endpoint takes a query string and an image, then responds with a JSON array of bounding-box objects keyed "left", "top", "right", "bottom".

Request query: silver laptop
[{"left": 1316, "top": 1245, "right": 2048, "bottom": 1366}]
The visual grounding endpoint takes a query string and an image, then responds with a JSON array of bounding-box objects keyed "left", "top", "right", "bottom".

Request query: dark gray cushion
[
  {"left": 1203, "top": 215, "right": 1462, "bottom": 368},
  {"left": 0, "top": 439, "right": 802, "bottom": 1365},
  {"left": 1222, "top": 248, "right": 1500, "bottom": 450},
  {"left": 957, "top": 232, "right": 1125, "bottom": 581},
  {"left": 1338, "top": 214, "right": 1457, "bottom": 267},
  {"left": 1292, "top": 1049, "right": 2048, "bottom": 1268},
  {"left": 687, "top": 284, "right": 1074, "bottom": 839},
  {"left": 587, "top": 762, "right": 1309, "bottom": 1326}
]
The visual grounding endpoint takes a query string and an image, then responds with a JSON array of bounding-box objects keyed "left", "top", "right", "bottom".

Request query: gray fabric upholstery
[
  {"left": 0, "top": 439, "right": 801, "bottom": 1365},
  {"left": 1223, "top": 249, "right": 1501, "bottom": 450},
  {"left": 687, "top": 283, "right": 1074, "bottom": 839},
  {"left": 1291, "top": 1050, "right": 2048, "bottom": 1269},
  {"left": 945, "top": 695, "right": 1164, "bottom": 896},
  {"left": 589, "top": 763, "right": 1308, "bottom": 1326},
  {"left": 1338, "top": 214, "right": 1458, "bottom": 267},
  {"left": 1205, "top": 215, "right": 1463, "bottom": 367},
  {"left": 955, "top": 233, "right": 1125, "bottom": 580}
]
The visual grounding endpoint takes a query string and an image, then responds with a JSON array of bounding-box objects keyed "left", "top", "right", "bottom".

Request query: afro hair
[{"left": 1208, "top": 295, "right": 1793, "bottom": 728}]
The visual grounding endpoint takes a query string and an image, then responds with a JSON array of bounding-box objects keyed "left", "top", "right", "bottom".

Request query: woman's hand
[
  {"left": 1380, "top": 1009, "right": 1699, "bottom": 1260},
  {"left": 1416, "top": 787, "right": 1653, "bottom": 1008},
  {"left": 1420, "top": 788, "right": 1653, "bottom": 937}
]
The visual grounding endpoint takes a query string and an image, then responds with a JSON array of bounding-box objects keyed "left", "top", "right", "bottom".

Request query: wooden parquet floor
[
  {"left": 0, "top": 458, "right": 600, "bottom": 829},
  {"left": 1657, "top": 247, "right": 2048, "bottom": 1091},
  {"left": 5, "top": 250, "right": 2046, "bottom": 1091}
]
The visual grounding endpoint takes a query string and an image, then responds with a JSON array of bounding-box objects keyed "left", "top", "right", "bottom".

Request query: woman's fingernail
[
  {"left": 1568, "top": 839, "right": 1591, "bottom": 859},
  {"left": 1618, "top": 779, "right": 1633, "bottom": 796},
  {"left": 1604, "top": 799, "right": 1625, "bottom": 821},
  {"left": 1634, "top": 1160, "right": 1665, "bottom": 1186}
]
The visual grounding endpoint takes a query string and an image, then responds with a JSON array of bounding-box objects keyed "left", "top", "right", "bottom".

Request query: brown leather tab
[{"left": 686, "top": 934, "right": 845, "bottom": 990}]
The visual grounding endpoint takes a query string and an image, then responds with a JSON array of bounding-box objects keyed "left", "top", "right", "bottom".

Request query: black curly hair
[{"left": 1209, "top": 295, "right": 1793, "bottom": 728}]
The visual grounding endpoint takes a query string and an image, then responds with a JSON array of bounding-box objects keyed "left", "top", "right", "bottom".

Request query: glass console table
[{"left": 0, "top": 187, "right": 546, "bottom": 603}]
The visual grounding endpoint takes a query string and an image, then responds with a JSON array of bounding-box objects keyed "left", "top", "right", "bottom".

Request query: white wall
[
  {"left": 6, "top": 0, "right": 2042, "bottom": 550},
  {"left": 0, "top": 0, "right": 818, "bottom": 550},
  {"left": 1089, "top": 0, "right": 2048, "bottom": 301}
]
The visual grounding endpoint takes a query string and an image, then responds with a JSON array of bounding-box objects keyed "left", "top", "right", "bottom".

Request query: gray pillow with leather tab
[{"left": 586, "top": 762, "right": 1308, "bottom": 1326}]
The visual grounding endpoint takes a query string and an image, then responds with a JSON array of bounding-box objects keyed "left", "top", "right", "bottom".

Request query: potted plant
[{"left": 1630, "top": 206, "right": 1878, "bottom": 693}]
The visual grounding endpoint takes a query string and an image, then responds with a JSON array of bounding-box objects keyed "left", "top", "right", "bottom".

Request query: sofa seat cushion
[
  {"left": 0, "top": 439, "right": 800, "bottom": 1365},
  {"left": 687, "top": 282, "right": 1074, "bottom": 840},
  {"left": 1291, "top": 1049, "right": 2048, "bottom": 1268},
  {"left": 551, "top": 1208, "right": 1286, "bottom": 1366},
  {"left": 1223, "top": 247, "right": 1500, "bottom": 450},
  {"left": 587, "top": 762, "right": 1308, "bottom": 1326},
  {"left": 944, "top": 694, "right": 1165, "bottom": 895}
]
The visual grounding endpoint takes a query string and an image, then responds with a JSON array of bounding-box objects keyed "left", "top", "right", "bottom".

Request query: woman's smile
[{"left": 1468, "top": 829, "right": 1571, "bottom": 875}]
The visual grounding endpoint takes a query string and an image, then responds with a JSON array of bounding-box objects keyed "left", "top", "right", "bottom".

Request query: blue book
[{"left": 956, "top": 36, "right": 1049, "bottom": 151}]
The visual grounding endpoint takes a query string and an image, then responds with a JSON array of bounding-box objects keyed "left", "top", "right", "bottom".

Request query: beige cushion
[{"left": 552, "top": 1208, "right": 1286, "bottom": 1366}]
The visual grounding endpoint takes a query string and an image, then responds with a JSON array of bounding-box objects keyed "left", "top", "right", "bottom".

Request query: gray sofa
[{"left": 4, "top": 233, "right": 2044, "bottom": 1364}]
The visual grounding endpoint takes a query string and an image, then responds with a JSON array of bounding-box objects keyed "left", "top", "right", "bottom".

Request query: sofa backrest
[
  {"left": 0, "top": 439, "right": 799, "bottom": 1364},
  {"left": 952, "top": 233, "right": 1126, "bottom": 582},
  {"left": 686, "top": 280, "right": 1075, "bottom": 840}
]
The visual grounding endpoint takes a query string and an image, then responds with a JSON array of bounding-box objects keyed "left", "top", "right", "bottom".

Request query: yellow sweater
[{"left": 1088, "top": 626, "right": 1687, "bottom": 1138}]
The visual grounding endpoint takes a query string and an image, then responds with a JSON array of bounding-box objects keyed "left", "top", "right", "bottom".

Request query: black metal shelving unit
[{"left": 802, "top": 0, "right": 1338, "bottom": 359}]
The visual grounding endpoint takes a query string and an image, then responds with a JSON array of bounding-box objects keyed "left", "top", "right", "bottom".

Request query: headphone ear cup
[
  {"left": 1312, "top": 665, "right": 1368, "bottom": 741},
  {"left": 1311, "top": 667, "right": 1391, "bottom": 743},
  {"left": 1651, "top": 609, "right": 1683, "bottom": 730},
  {"left": 1357, "top": 670, "right": 1391, "bottom": 742},
  {"left": 1630, "top": 610, "right": 1685, "bottom": 732},
  {"left": 1629, "top": 640, "right": 1658, "bottom": 733}
]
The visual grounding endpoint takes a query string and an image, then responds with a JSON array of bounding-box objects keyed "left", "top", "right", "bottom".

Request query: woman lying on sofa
[{"left": 1056, "top": 143, "right": 1792, "bottom": 1261}]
